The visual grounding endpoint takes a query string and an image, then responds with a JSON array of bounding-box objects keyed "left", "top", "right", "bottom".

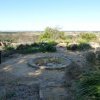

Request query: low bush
[
  {"left": 1, "top": 43, "right": 15, "bottom": 58},
  {"left": 67, "top": 44, "right": 78, "bottom": 51},
  {"left": 46, "top": 41, "right": 57, "bottom": 46},
  {"left": 67, "top": 43, "right": 92, "bottom": 51},
  {"left": 17, "top": 47, "right": 40, "bottom": 54},
  {"left": 16, "top": 42, "right": 56, "bottom": 54},
  {"left": 75, "top": 71, "right": 100, "bottom": 100},
  {"left": 3, "top": 45, "right": 15, "bottom": 51},
  {"left": 16, "top": 44, "right": 30, "bottom": 50},
  {"left": 79, "top": 33, "right": 97, "bottom": 42},
  {"left": 77, "top": 43, "right": 92, "bottom": 50},
  {"left": 65, "top": 36, "right": 73, "bottom": 45},
  {"left": 77, "top": 38, "right": 88, "bottom": 44},
  {"left": 39, "top": 27, "right": 66, "bottom": 42},
  {"left": 39, "top": 42, "right": 56, "bottom": 52},
  {"left": 2, "top": 42, "right": 57, "bottom": 56},
  {"left": 30, "top": 42, "right": 40, "bottom": 47}
]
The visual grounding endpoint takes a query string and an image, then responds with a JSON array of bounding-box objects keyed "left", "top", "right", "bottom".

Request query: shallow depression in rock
[{"left": 28, "top": 56, "right": 71, "bottom": 70}]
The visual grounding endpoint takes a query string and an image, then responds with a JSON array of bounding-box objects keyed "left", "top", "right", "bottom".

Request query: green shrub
[
  {"left": 75, "top": 71, "right": 100, "bottom": 100},
  {"left": 16, "top": 44, "right": 39, "bottom": 54},
  {"left": 39, "top": 27, "right": 66, "bottom": 42},
  {"left": 79, "top": 33, "right": 97, "bottom": 42},
  {"left": 65, "top": 35, "right": 73, "bottom": 45},
  {"left": 16, "top": 44, "right": 31, "bottom": 50},
  {"left": 3, "top": 45, "right": 15, "bottom": 51},
  {"left": 46, "top": 41, "right": 57, "bottom": 46},
  {"left": 67, "top": 43, "right": 92, "bottom": 51},
  {"left": 30, "top": 42, "right": 39, "bottom": 47},
  {"left": 16, "top": 42, "right": 56, "bottom": 54},
  {"left": 39, "top": 42, "right": 56, "bottom": 52},
  {"left": 77, "top": 43, "right": 92, "bottom": 50},
  {"left": 77, "top": 38, "right": 88, "bottom": 44},
  {"left": 18, "top": 47, "right": 40, "bottom": 54},
  {"left": 67, "top": 44, "right": 78, "bottom": 51},
  {"left": 2, "top": 45, "right": 16, "bottom": 57}
]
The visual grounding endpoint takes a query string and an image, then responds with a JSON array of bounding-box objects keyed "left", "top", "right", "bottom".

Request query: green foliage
[
  {"left": 77, "top": 43, "right": 92, "bottom": 51},
  {"left": 38, "top": 42, "right": 56, "bottom": 52},
  {"left": 39, "top": 27, "right": 66, "bottom": 42},
  {"left": 67, "top": 43, "right": 92, "bottom": 51},
  {"left": 65, "top": 35, "right": 73, "bottom": 45},
  {"left": 2, "top": 45, "right": 16, "bottom": 57},
  {"left": 77, "top": 38, "right": 88, "bottom": 44},
  {"left": 2, "top": 41, "right": 56, "bottom": 55},
  {"left": 16, "top": 44, "right": 31, "bottom": 50},
  {"left": 79, "top": 33, "right": 97, "bottom": 42},
  {"left": 16, "top": 42, "right": 56, "bottom": 54},
  {"left": 16, "top": 44, "right": 39, "bottom": 54},
  {"left": 67, "top": 44, "right": 78, "bottom": 51},
  {"left": 3, "top": 45, "right": 15, "bottom": 51},
  {"left": 76, "top": 71, "right": 100, "bottom": 100},
  {"left": 46, "top": 41, "right": 57, "bottom": 46},
  {"left": 17, "top": 46, "right": 39, "bottom": 54}
]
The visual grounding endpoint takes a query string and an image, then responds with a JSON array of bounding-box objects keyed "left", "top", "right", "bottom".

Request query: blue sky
[{"left": 0, "top": 0, "right": 100, "bottom": 31}]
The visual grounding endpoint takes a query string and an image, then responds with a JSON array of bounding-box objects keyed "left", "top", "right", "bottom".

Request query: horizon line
[{"left": 0, "top": 30, "right": 100, "bottom": 32}]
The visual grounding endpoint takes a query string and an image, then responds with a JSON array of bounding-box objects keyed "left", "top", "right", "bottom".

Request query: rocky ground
[{"left": 0, "top": 47, "right": 99, "bottom": 100}]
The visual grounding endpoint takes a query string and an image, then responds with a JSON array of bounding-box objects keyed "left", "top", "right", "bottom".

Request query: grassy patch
[
  {"left": 75, "top": 71, "right": 100, "bottom": 100},
  {"left": 79, "top": 33, "right": 97, "bottom": 42}
]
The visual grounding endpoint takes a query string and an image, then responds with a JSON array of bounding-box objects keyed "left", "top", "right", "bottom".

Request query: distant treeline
[{"left": 0, "top": 31, "right": 100, "bottom": 35}]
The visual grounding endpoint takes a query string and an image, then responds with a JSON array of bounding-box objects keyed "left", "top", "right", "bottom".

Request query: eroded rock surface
[{"left": 0, "top": 50, "right": 92, "bottom": 100}]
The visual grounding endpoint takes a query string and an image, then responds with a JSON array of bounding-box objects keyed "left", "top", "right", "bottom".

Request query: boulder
[
  {"left": 65, "top": 62, "right": 82, "bottom": 80},
  {"left": 85, "top": 51, "right": 96, "bottom": 63}
]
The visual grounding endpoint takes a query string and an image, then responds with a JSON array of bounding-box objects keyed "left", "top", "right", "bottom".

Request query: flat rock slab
[
  {"left": 39, "top": 70, "right": 65, "bottom": 87},
  {"left": 0, "top": 84, "right": 40, "bottom": 100},
  {"left": 40, "top": 87, "right": 68, "bottom": 100},
  {"left": 0, "top": 52, "right": 87, "bottom": 100}
]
